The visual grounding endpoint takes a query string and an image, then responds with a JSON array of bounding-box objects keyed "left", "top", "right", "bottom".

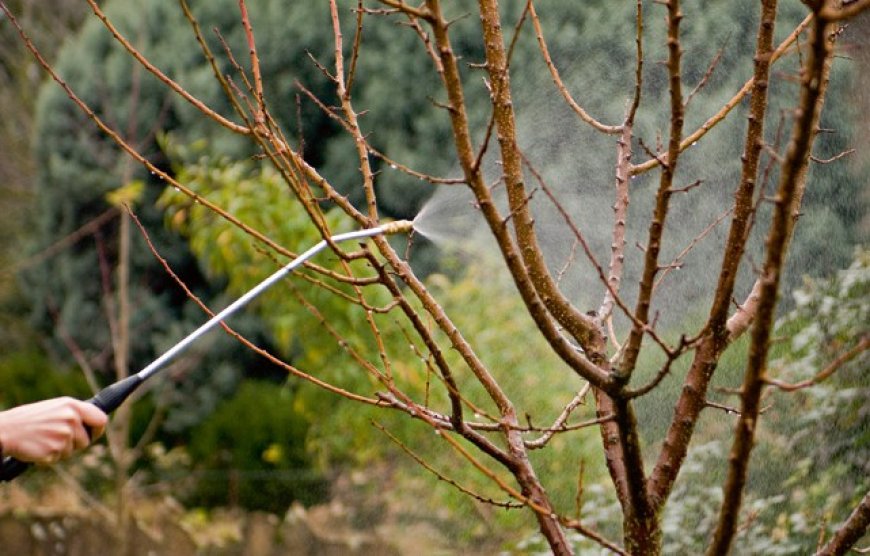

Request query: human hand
[{"left": 0, "top": 397, "right": 108, "bottom": 464}]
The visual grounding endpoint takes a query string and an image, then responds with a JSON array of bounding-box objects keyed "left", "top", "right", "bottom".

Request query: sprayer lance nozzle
[{"left": 381, "top": 220, "right": 414, "bottom": 235}]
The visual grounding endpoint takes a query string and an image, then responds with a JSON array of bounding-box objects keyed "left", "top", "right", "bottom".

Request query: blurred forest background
[{"left": 0, "top": 1, "right": 867, "bottom": 554}]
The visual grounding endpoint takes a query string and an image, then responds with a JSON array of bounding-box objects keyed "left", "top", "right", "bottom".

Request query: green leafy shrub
[
  {"left": 184, "top": 380, "right": 327, "bottom": 513},
  {"left": 0, "top": 350, "right": 90, "bottom": 408}
]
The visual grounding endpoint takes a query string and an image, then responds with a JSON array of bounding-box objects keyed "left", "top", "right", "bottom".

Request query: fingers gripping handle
[
  {"left": 83, "top": 374, "right": 144, "bottom": 442},
  {"left": 0, "top": 375, "right": 144, "bottom": 482}
]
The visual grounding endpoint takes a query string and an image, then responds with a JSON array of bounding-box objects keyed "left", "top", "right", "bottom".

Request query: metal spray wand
[{"left": 0, "top": 220, "right": 414, "bottom": 481}]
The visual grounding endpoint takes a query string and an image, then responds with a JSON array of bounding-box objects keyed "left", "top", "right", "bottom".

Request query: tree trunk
[{"left": 624, "top": 511, "right": 662, "bottom": 555}]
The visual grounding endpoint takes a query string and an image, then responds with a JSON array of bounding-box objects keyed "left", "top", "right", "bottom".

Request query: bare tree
[{"left": 2, "top": 0, "right": 868, "bottom": 554}]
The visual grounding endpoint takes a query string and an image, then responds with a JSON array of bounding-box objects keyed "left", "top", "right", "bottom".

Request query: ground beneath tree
[{"left": 0, "top": 465, "right": 506, "bottom": 555}]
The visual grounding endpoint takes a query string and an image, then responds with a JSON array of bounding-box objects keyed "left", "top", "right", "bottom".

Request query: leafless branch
[
  {"left": 631, "top": 14, "right": 813, "bottom": 176},
  {"left": 598, "top": 124, "right": 633, "bottom": 322},
  {"left": 685, "top": 33, "right": 730, "bottom": 108},
  {"left": 709, "top": 10, "right": 835, "bottom": 553},
  {"left": 765, "top": 335, "right": 869, "bottom": 392},
  {"left": 816, "top": 490, "right": 870, "bottom": 556},
  {"left": 526, "top": 384, "right": 591, "bottom": 448},
  {"left": 527, "top": 1, "right": 622, "bottom": 134},
  {"left": 811, "top": 148, "right": 855, "bottom": 164},
  {"left": 652, "top": 207, "right": 732, "bottom": 294},
  {"left": 373, "top": 421, "right": 524, "bottom": 509}
]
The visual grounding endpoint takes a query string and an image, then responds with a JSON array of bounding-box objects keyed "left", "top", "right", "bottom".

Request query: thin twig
[
  {"left": 574, "top": 458, "right": 586, "bottom": 520},
  {"left": 810, "top": 148, "right": 855, "bottom": 164},
  {"left": 652, "top": 207, "right": 732, "bottom": 293},
  {"left": 526, "top": 384, "right": 592, "bottom": 449},
  {"left": 373, "top": 421, "right": 524, "bottom": 509},
  {"left": 632, "top": 15, "right": 813, "bottom": 176},
  {"left": 346, "top": 0, "right": 365, "bottom": 93},
  {"left": 685, "top": 33, "right": 731, "bottom": 108},
  {"left": 764, "top": 335, "right": 869, "bottom": 392},
  {"left": 83, "top": 0, "right": 249, "bottom": 135},
  {"left": 527, "top": 0, "right": 622, "bottom": 134}
]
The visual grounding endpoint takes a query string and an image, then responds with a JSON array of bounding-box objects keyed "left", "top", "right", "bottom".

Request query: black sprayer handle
[
  {"left": 0, "top": 374, "right": 145, "bottom": 482},
  {"left": 86, "top": 375, "right": 144, "bottom": 414}
]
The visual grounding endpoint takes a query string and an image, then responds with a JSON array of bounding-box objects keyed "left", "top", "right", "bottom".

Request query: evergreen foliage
[
  {"left": 28, "top": 0, "right": 333, "bottom": 430},
  {"left": 184, "top": 380, "right": 327, "bottom": 513}
]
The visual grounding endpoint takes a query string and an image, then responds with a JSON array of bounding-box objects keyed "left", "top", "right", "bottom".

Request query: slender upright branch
[
  {"left": 708, "top": 11, "right": 834, "bottom": 554},
  {"left": 237, "top": 0, "right": 265, "bottom": 124},
  {"left": 648, "top": 0, "right": 780, "bottom": 508},
  {"left": 617, "top": 0, "right": 685, "bottom": 382},
  {"left": 628, "top": 0, "right": 644, "bottom": 123},
  {"left": 597, "top": 2, "right": 641, "bottom": 337},
  {"left": 598, "top": 124, "right": 632, "bottom": 321}
]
